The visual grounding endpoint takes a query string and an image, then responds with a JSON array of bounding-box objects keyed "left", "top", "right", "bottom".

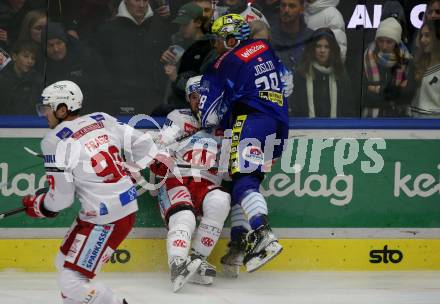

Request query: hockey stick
[
  {"left": 0, "top": 206, "right": 26, "bottom": 220},
  {"left": 24, "top": 146, "right": 43, "bottom": 158}
]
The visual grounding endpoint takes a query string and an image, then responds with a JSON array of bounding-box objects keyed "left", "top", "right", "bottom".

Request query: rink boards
[
  {"left": 0, "top": 127, "right": 440, "bottom": 271},
  {"left": 1, "top": 237, "right": 440, "bottom": 272}
]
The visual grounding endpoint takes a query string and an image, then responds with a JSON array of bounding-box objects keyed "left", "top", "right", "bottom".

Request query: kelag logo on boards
[
  {"left": 111, "top": 249, "right": 131, "bottom": 264},
  {"left": 369, "top": 245, "right": 403, "bottom": 264}
]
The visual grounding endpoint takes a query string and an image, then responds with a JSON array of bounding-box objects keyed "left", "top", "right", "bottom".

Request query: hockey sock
[
  {"left": 166, "top": 210, "right": 196, "bottom": 266},
  {"left": 192, "top": 190, "right": 230, "bottom": 257},
  {"left": 230, "top": 204, "right": 251, "bottom": 233},
  {"left": 192, "top": 218, "right": 222, "bottom": 257},
  {"left": 240, "top": 192, "right": 268, "bottom": 230}
]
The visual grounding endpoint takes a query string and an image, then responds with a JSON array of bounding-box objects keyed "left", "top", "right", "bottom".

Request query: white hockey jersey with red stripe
[
  {"left": 155, "top": 109, "right": 228, "bottom": 185},
  {"left": 41, "top": 112, "right": 158, "bottom": 224}
]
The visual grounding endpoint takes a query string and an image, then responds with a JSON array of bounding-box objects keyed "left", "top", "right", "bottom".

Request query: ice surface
[{"left": 1, "top": 271, "right": 439, "bottom": 304}]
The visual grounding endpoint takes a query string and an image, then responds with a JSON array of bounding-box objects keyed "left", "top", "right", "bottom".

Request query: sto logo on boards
[
  {"left": 369, "top": 245, "right": 403, "bottom": 264},
  {"left": 111, "top": 249, "right": 131, "bottom": 264}
]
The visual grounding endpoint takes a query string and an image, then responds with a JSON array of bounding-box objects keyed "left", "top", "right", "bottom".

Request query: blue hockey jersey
[{"left": 198, "top": 39, "right": 291, "bottom": 129}]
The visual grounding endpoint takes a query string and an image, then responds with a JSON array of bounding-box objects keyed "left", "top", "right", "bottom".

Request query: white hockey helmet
[
  {"left": 185, "top": 75, "right": 202, "bottom": 103},
  {"left": 39, "top": 80, "right": 83, "bottom": 114}
]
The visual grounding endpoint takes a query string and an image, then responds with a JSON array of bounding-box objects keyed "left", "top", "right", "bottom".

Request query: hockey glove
[
  {"left": 149, "top": 152, "right": 175, "bottom": 177},
  {"left": 22, "top": 187, "right": 58, "bottom": 218}
]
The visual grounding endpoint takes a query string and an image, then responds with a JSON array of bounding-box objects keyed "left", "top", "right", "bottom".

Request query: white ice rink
[{"left": 1, "top": 271, "right": 440, "bottom": 304}]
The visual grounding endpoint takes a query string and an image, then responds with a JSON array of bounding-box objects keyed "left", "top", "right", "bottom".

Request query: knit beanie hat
[
  {"left": 42, "top": 21, "right": 69, "bottom": 43},
  {"left": 375, "top": 17, "right": 402, "bottom": 43}
]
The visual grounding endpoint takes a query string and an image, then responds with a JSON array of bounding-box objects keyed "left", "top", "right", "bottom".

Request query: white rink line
[
  {"left": 0, "top": 271, "right": 439, "bottom": 304},
  {"left": 1, "top": 228, "right": 440, "bottom": 239},
  {"left": 2, "top": 128, "right": 440, "bottom": 139}
]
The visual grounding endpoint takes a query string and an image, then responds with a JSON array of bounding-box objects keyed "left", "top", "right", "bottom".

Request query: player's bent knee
[
  {"left": 168, "top": 209, "right": 196, "bottom": 233},
  {"left": 203, "top": 190, "right": 231, "bottom": 224}
]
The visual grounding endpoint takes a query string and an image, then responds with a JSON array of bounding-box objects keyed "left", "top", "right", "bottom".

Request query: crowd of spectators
[{"left": 0, "top": 0, "right": 439, "bottom": 118}]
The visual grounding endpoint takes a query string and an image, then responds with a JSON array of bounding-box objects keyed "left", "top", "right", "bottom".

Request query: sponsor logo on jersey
[
  {"left": 172, "top": 239, "right": 188, "bottom": 248},
  {"left": 119, "top": 186, "right": 137, "bottom": 206},
  {"left": 201, "top": 237, "right": 214, "bottom": 247},
  {"left": 78, "top": 225, "right": 113, "bottom": 272},
  {"left": 242, "top": 145, "right": 264, "bottom": 165},
  {"left": 259, "top": 91, "right": 283, "bottom": 106},
  {"left": 71, "top": 122, "right": 104, "bottom": 140},
  {"left": 66, "top": 234, "right": 86, "bottom": 264},
  {"left": 234, "top": 41, "right": 269, "bottom": 63},
  {"left": 56, "top": 127, "right": 73, "bottom": 139},
  {"left": 184, "top": 122, "right": 198, "bottom": 134},
  {"left": 99, "top": 202, "right": 108, "bottom": 216}
]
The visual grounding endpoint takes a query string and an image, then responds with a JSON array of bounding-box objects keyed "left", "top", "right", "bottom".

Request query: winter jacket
[
  {"left": 291, "top": 66, "right": 357, "bottom": 117},
  {"left": 95, "top": 1, "right": 171, "bottom": 115},
  {"left": 271, "top": 17, "right": 313, "bottom": 73},
  {"left": 0, "top": 63, "right": 44, "bottom": 115},
  {"left": 45, "top": 38, "right": 105, "bottom": 113},
  {"left": 304, "top": 0, "right": 347, "bottom": 61}
]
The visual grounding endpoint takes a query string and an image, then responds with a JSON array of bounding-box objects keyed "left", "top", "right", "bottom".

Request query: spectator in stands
[
  {"left": 17, "top": 9, "right": 46, "bottom": 71},
  {"left": 220, "top": 0, "right": 270, "bottom": 26},
  {"left": 270, "top": 0, "right": 312, "bottom": 115},
  {"left": 362, "top": 17, "right": 414, "bottom": 117},
  {"left": 381, "top": 1, "right": 408, "bottom": 44},
  {"left": 0, "top": 0, "right": 46, "bottom": 49},
  {"left": 255, "top": 0, "right": 280, "bottom": 26},
  {"left": 271, "top": 0, "right": 312, "bottom": 73},
  {"left": 155, "top": 2, "right": 213, "bottom": 114},
  {"left": 43, "top": 21, "right": 105, "bottom": 113},
  {"left": 426, "top": 0, "right": 440, "bottom": 21},
  {"left": 95, "top": 0, "right": 171, "bottom": 115},
  {"left": 17, "top": 9, "right": 46, "bottom": 43},
  {"left": 303, "top": 0, "right": 347, "bottom": 61},
  {"left": 0, "top": 40, "right": 43, "bottom": 114},
  {"left": 291, "top": 28, "right": 354, "bottom": 117},
  {"left": 249, "top": 19, "right": 271, "bottom": 39},
  {"left": 411, "top": 20, "right": 440, "bottom": 117}
]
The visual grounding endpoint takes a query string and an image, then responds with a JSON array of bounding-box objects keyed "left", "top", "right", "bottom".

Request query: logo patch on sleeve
[
  {"left": 56, "top": 127, "right": 73, "bottom": 139},
  {"left": 234, "top": 41, "right": 269, "bottom": 63},
  {"left": 90, "top": 114, "right": 105, "bottom": 122}
]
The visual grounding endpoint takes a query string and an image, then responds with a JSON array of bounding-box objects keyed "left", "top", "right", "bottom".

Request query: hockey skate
[
  {"left": 189, "top": 259, "right": 216, "bottom": 285},
  {"left": 220, "top": 235, "right": 247, "bottom": 278},
  {"left": 243, "top": 224, "right": 283, "bottom": 273},
  {"left": 170, "top": 255, "right": 202, "bottom": 293}
]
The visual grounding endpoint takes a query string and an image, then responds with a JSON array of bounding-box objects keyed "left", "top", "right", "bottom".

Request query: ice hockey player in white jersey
[
  {"left": 150, "top": 76, "right": 231, "bottom": 292},
  {"left": 21, "top": 80, "right": 162, "bottom": 304}
]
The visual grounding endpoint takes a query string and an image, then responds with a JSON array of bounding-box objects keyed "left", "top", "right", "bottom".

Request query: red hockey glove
[
  {"left": 149, "top": 152, "right": 175, "bottom": 177},
  {"left": 22, "top": 194, "right": 46, "bottom": 218},
  {"left": 22, "top": 188, "right": 58, "bottom": 218}
]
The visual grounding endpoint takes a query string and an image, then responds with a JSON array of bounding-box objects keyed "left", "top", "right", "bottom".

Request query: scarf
[
  {"left": 364, "top": 41, "right": 411, "bottom": 87},
  {"left": 306, "top": 62, "right": 338, "bottom": 118}
]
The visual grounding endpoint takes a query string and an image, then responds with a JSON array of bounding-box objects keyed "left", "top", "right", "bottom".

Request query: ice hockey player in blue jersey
[{"left": 197, "top": 13, "right": 291, "bottom": 273}]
